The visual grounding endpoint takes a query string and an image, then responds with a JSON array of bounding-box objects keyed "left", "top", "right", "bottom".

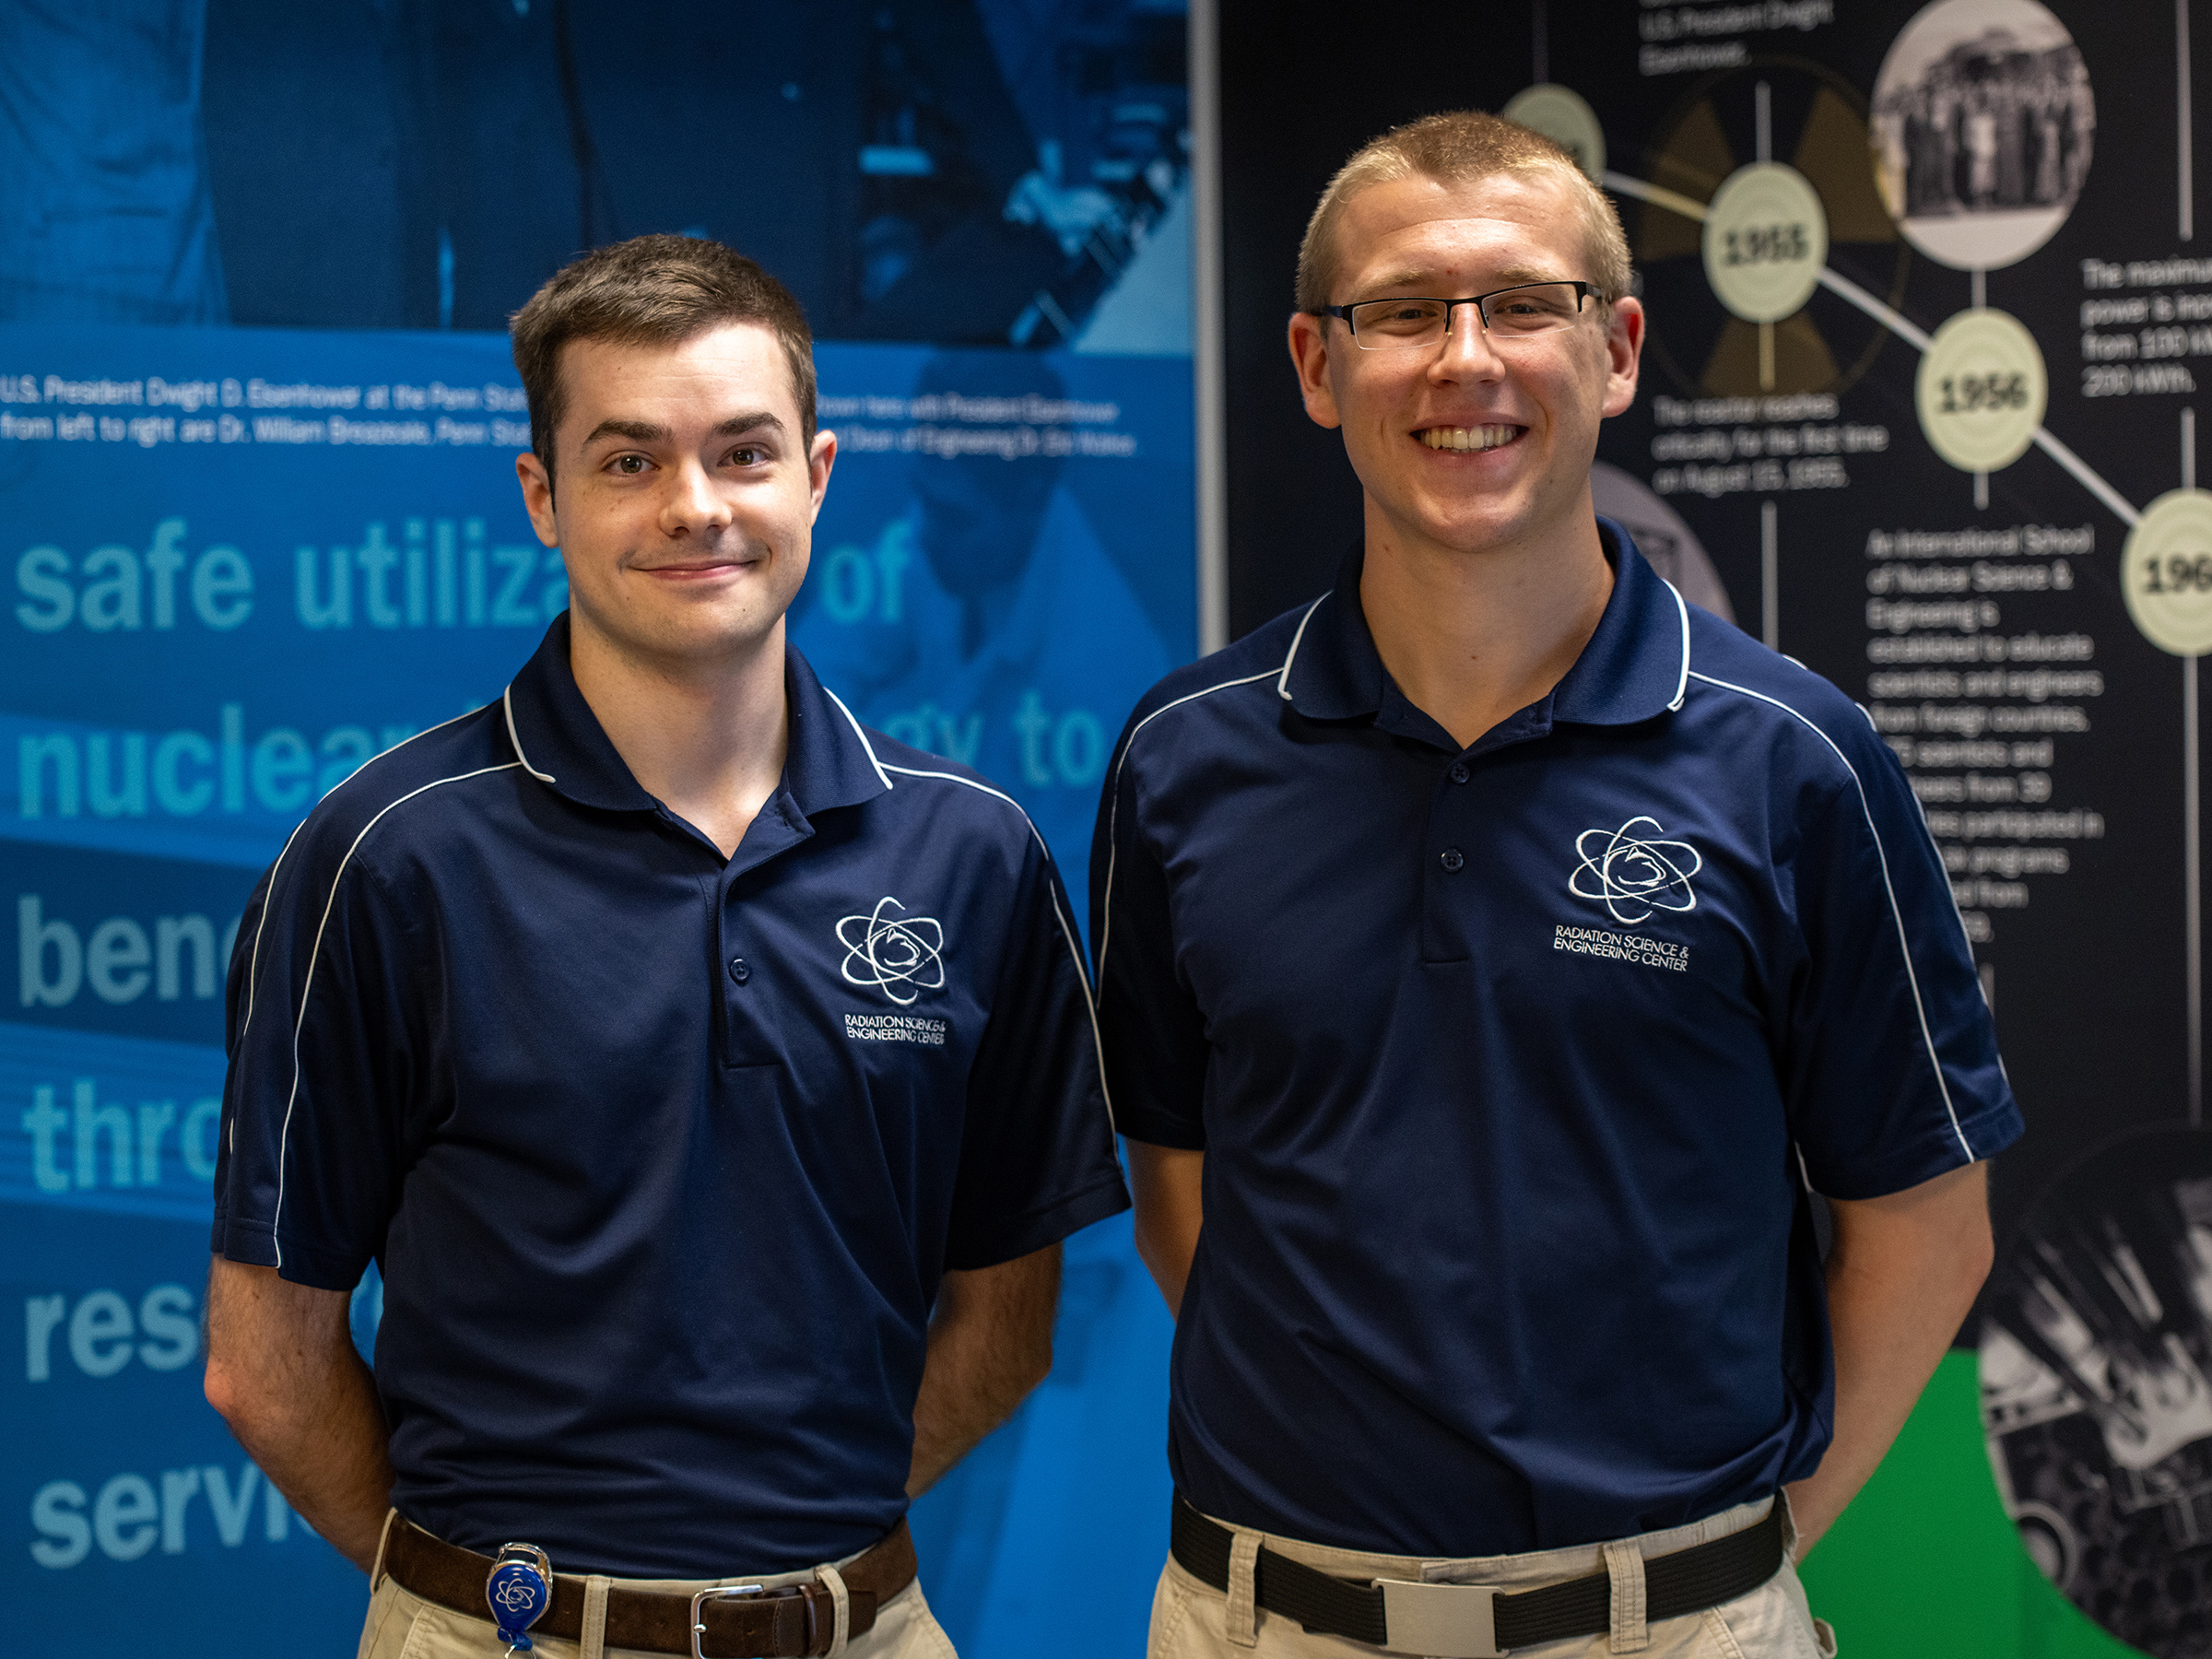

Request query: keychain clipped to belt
[{"left": 485, "top": 1542, "right": 554, "bottom": 1655}]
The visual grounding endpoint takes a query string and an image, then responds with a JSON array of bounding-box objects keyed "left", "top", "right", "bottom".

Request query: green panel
[{"left": 1797, "top": 1352, "right": 2146, "bottom": 1658}]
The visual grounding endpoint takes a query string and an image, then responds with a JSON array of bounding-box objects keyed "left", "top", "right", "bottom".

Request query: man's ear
[
  {"left": 516, "top": 452, "right": 560, "bottom": 548},
  {"left": 1288, "top": 311, "right": 1343, "bottom": 431},
  {"left": 1600, "top": 296, "right": 1644, "bottom": 421},
  {"left": 806, "top": 429, "right": 838, "bottom": 525}
]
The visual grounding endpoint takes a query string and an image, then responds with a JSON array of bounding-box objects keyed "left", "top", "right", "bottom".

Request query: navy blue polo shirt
[
  {"left": 213, "top": 615, "right": 1128, "bottom": 1577},
  {"left": 1091, "top": 523, "right": 2020, "bottom": 1557}
]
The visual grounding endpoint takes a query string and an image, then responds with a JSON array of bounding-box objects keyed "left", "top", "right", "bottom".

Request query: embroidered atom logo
[
  {"left": 1569, "top": 816, "right": 1701, "bottom": 926},
  {"left": 838, "top": 897, "right": 947, "bottom": 1006}
]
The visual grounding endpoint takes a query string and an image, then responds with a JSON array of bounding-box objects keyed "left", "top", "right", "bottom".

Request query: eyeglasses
[{"left": 1321, "top": 282, "right": 1597, "bottom": 350}]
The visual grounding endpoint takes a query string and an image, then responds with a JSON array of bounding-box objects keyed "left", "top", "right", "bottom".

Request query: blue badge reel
[{"left": 486, "top": 1543, "right": 555, "bottom": 1653}]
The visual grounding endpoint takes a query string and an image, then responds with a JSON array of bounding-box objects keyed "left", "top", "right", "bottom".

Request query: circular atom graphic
[
  {"left": 2125, "top": 489, "right": 2212, "bottom": 657},
  {"left": 837, "top": 896, "right": 947, "bottom": 1006},
  {"left": 1981, "top": 1127, "right": 2212, "bottom": 1657},
  {"left": 1502, "top": 82, "right": 1606, "bottom": 180},
  {"left": 1702, "top": 163, "right": 1830, "bottom": 324},
  {"left": 1914, "top": 306, "right": 2047, "bottom": 472},
  {"left": 1871, "top": 0, "right": 2093, "bottom": 271}
]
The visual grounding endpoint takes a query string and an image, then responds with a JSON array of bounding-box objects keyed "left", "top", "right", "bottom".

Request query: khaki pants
[
  {"left": 1147, "top": 1497, "right": 1839, "bottom": 1659},
  {"left": 359, "top": 1520, "right": 959, "bottom": 1659}
]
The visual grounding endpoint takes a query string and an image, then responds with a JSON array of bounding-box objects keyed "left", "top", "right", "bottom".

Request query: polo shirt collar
[
  {"left": 500, "top": 613, "right": 892, "bottom": 819},
  {"left": 782, "top": 647, "right": 897, "bottom": 817},
  {"left": 1277, "top": 516, "right": 1691, "bottom": 729},
  {"left": 1550, "top": 518, "right": 1693, "bottom": 724}
]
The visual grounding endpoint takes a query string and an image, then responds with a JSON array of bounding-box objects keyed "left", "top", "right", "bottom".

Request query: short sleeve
[
  {"left": 211, "top": 840, "right": 423, "bottom": 1290},
  {"left": 1782, "top": 717, "right": 2023, "bottom": 1199},
  {"left": 1089, "top": 723, "right": 1210, "bottom": 1149},
  {"left": 945, "top": 842, "right": 1129, "bottom": 1270}
]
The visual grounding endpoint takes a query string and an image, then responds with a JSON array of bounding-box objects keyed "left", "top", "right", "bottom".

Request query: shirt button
[
  {"left": 1448, "top": 761, "right": 1471, "bottom": 784},
  {"left": 728, "top": 957, "right": 750, "bottom": 984},
  {"left": 1440, "top": 848, "right": 1465, "bottom": 872}
]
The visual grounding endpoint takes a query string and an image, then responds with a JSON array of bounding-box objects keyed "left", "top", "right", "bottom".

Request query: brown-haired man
[
  {"left": 205, "top": 235, "right": 1129, "bottom": 1658},
  {"left": 1093, "top": 113, "right": 2018, "bottom": 1657}
]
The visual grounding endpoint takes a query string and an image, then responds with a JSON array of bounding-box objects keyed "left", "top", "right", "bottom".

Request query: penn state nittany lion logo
[{"left": 838, "top": 896, "right": 947, "bottom": 1006}]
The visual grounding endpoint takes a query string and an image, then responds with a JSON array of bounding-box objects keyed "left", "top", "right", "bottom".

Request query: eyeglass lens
[{"left": 1348, "top": 284, "right": 1585, "bottom": 349}]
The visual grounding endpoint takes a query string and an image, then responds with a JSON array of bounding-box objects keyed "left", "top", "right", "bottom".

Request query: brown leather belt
[{"left": 382, "top": 1515, "right": 917, "bottom": 1657}]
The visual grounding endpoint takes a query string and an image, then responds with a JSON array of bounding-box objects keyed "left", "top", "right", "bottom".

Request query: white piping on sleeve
[
  {"left": 823, "top": 687, "right": 896, "bottom": 791},
  {"left": 880, "top": 763, "right": 1112, "bottom": 1127},
  {"left": 1662, "top": 579, "right": 1691, "bottom": 711},
  {"left": 239, "top": 706, "right": 482, "bottom": 1065},
  {"left": 271, "top": 762, "right": 524, "bottom": 1267},
  {"left": 502, "top": 688, "right": 557, "bottom": 782},
  {"left": 1688, "top": 670, "right": 1976, "bottom": 1163},
  {"left": 1855, "top": 700, "right": 1981, "bottom": 971},
  {"left": 881, "top": 764, "right": 1045, "bottom": 853},
  {"left": 237, "top": 815, "right": 312, "bottom": 1053},
  {"left": 1098, "top": 666, "right": 1285, "bottom": 994},
  {"left": 1275, "top": 596, "right": 1328, "bottom": 701}
]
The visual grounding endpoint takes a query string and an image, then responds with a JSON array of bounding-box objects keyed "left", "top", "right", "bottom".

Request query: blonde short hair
[{"left": 1295, "top": 111, "right": 1632, "bottom": 315}]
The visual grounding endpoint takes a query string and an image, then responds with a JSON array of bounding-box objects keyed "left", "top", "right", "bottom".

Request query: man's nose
[
  {"left": 660, "top": 458, "right": 730, "bottom": 532},
  {"left": 1431, "top": 301, "right": 1503, "bottom": 378}
]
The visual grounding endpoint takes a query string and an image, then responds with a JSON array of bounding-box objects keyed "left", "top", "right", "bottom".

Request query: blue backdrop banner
[{"left": 3, "top": 312, "right": 1189, "bottom": 1659}]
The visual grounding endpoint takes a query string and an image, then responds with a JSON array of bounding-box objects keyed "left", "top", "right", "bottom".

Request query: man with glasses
[{"left": 1092, "top": 112, "right": 2017, "bottom": 1657}]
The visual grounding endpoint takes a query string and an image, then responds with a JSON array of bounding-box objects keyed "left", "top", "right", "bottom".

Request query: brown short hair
[
  {"left": 509, "top": 235, "right": 816, "bottom": 487},
  {"left": 1295, "top": 111, "right": 1632, "bottom": 315}
]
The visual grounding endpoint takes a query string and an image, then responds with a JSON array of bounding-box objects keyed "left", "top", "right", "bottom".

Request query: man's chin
[
  {"left": 1383, "top": 500, "right": 1535, "bottom": 559},
  {"left": 571, "top": 605, "right": 788, "bottom": 675},
  {"left": 1398, "top": 479, "right": 1602, "bottom": 559}
]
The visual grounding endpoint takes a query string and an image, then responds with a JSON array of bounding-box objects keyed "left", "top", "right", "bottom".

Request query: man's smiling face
[
  {"left": 517, "top": 321, "right": 833, "bottom": 673},
  {"left": 1289, "top": 168, "right": 1642, "bottom": 563}
]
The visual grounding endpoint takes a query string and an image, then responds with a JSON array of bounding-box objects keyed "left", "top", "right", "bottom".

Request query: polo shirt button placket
[{"left": 1448, "top": 760, "right": 1471, "bottom": 784}]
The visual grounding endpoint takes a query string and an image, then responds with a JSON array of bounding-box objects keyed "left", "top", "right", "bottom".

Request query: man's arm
[
  {"left": 1783, "top": 1160, "right": 1994, "bottom": 1558},
  {"left": 202, "top": 1255, "right": 393, "bottom": 1571},
  {"left": 1126, "top": 1140, "right": 1204, "bottom": 1318},
  {"left": 907, "top": 1242, "right": 1062, "bottom": 1496}
]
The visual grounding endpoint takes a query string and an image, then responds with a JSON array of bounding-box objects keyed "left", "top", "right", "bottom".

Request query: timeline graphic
[
  {"left": 1512, "top": 6, "right": 2212, "bottom": 1647},
  {"left": 1512, "top": 9, "right": 2202, "bottom": 1117}
]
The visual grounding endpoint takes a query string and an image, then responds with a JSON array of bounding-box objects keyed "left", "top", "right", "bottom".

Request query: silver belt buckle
[
  {"left": 1375, "top": 1577, "right": 1507, "bottom": 1658},
  {"left": 689, "top": 1583, "right": 764, "bottom": 1659}
]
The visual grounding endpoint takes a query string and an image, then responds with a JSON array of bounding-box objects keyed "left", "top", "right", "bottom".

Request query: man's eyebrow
[
  {"left": 1354, "top": 265, "right": 1569, "bottom": 298},
  {"left": 713, "top": 410, "right": 786, "bottom": 438},
  {"left": 577, "top": 411, "right": 787, "bottom": 449},
  {"left": 1487, "top": 265, "right": 1569, "bottom": 288},
  {"left": 579, "top": 418, "right": 667, "bottom": 448}
]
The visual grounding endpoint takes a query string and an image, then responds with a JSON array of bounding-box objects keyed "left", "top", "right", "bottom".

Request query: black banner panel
[{"left": 1219, "top": 3, "right": 2211, "bottom": 1651}]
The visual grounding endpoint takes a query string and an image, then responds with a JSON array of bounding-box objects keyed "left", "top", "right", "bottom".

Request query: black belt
[{"left": 1171, "top": 1496, "right": 1785, "bottom": 1656}]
